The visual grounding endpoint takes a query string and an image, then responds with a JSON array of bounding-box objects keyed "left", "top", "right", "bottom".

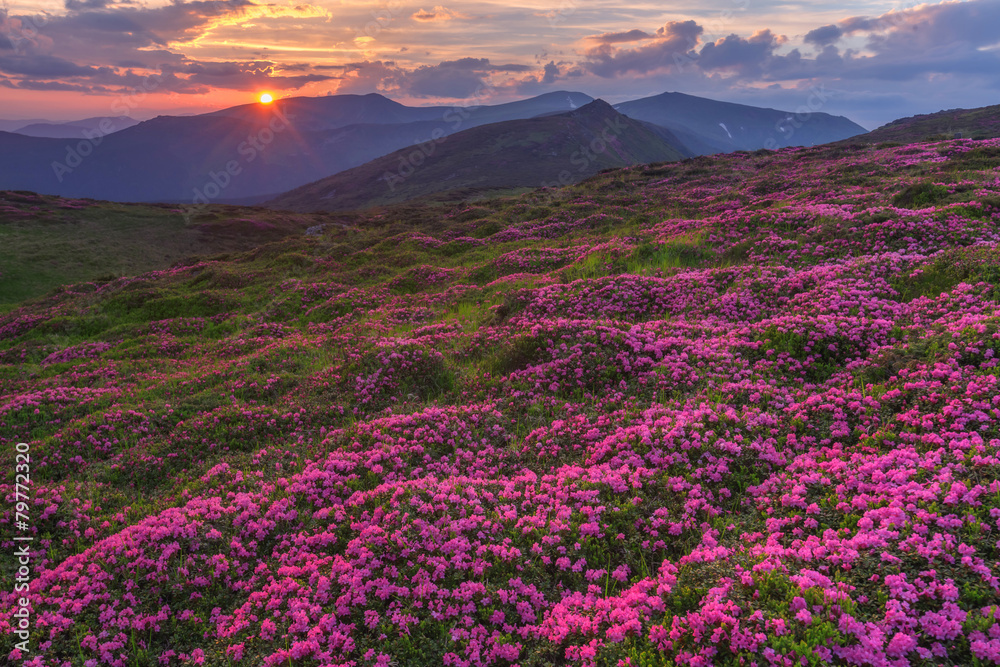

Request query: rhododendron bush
[{"left": 3, "top": 137, "right": 1000, "bottom": 665}]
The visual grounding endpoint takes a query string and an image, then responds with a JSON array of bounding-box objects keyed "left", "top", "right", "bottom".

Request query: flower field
[{"left": 3, "top": 136, "right": 1000, "bottom": 666}]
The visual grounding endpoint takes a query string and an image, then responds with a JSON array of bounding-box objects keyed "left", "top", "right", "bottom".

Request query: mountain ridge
[
  {"left": 615, "top": 91, "right": 866, "bottom": 153},
  {"left": 843, "top": 103, "right": 1000, "bottom": 144},
  {"left": 0, "top": 90, "right": 866, "bottom": 203},
  {"left": 266, "top": 99, "right": 690, "bottom": 212}
]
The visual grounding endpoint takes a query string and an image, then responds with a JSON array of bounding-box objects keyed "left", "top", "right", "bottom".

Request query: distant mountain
[
  {"left": 0, "top": 92, "right": 595, "bottom": 203},
  {"left": 13, "top": 116, "right": 138, "bottom": 138},
  {"left": 267, "top": 100, "right": 690, "bottom": 212},
  {"left": 206, "top": 93, "right": 446, "bottom": 132},
  {"left": 615, "top": 91, "right": 866, "bottom": 154},
  {"left": 0, "top": 90, "right": 869, "bottom": 204},
  {"left": 0, "top": 118, "right": 49, "bottom": 132},
  {"left": 207, "top": 91, "right": 594, "bottom": 133},
  {"left": 851, "top": 104, "right": 1000, "bottom": 144}
]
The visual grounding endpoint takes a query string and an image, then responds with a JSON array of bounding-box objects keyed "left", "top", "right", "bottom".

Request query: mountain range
[
  {"left": 268, "top": 100, "right": 691, "bottom": 211},
  {"left": 3, "top": 107, "right": 1000, "bottom": 666},
  {"left": 614, "top": 91, "right": 866, "bottom": 154},
  {"left": 9, "top": 116, "right": 139, "bottom": 139},
  {"left": 0, "top": 91, "right": 866, "bottom": 206}
]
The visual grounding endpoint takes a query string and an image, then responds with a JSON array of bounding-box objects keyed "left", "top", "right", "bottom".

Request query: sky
[{"left": 1, "top": 0, "right": 999, "bottom": 128}]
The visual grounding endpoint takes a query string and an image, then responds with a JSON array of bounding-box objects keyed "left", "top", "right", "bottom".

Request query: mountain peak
[{"left": 568, "top": 98, "right": 619, "bottom": 119}]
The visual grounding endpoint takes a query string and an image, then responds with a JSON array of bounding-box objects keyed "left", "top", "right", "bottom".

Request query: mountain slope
[
  {"left": 852, "top": 104, "right": 1000, "bottom": 143},
  {"left": 3, "top": 134, "right": 1000, "bottom": 666},
  {"left": 205, "top": 93, "right": 447, "bottom": 132},
  {"left": 0, "top": 118, "right": 48, "bottom": 132},
  {"left": 267, "top": 100, "right": 690, "bottom": 211},
  {"left": 207, "top": 91, "right": 595, "bottom": 133},
  {"left": 0, "top": 93, "right": 595, "bottom": 203},
  {"left": 0, "top": 91, "right": 870, "bottom": 203},
  {"left": 616, "top": 91, "right": 866, "bottom": 153},
  {"left": 0, "top": 190, "right": 326, "bottom": 307},
  {"left": 13, "top": 116, "right": 138, "bottom": 138}
]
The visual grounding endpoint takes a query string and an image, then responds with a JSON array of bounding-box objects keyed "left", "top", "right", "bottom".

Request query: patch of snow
[
  {"left": 718, "top": 122, "right": 733, "bottom": 139},
  {"left": 567, "top": 95, "right": 578, "bottom": 110}
]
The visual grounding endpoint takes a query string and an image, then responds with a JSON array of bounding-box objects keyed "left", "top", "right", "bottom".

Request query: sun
[{"left": 259, "top": 93, "right": 273, "bottom": 104}]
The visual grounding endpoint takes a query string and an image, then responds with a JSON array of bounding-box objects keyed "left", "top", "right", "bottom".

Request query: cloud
[
  {"left": 7, "top": 0, "right": 326, "bottom": 57},
  {"left": 0, "top": 54, "right": 98, "bottom": 77},
  {"left": 402, "top": 58, "right": 527, "bottom": 98},
  {"left": 804, "top": 24, "right": 842, "bottom": 47},
  {"left": 805, "top": 0, "right": 1000, "bottom": 54},
  {"left": 405, "top": 65, "right": 484, "bottom": 97},
  {"left": 2, "top": 77, "right": 102, "bottom": 91},
  {"left": 697, "top": 29, "right": 784, "bottom": 76},
  {"left": 163, "top": 59, "right": 331, "bottom": 90},
  {"left": 64, "top": 0, "right": 115, "bottom": 11},
  {"left": 330, "top": 61, "right": 402, "bottom": 95},
  {"left": 541, "top": 60, "right": 560, "bottom": 85},
  {"left": 411, "top": 6, "right": 470, "bottom": 23},
  {"left": 583, "top": 20, "right": 703, "bottom": 78},
  {"left": 509, "top": 59, "right": 565, "bottom": 95},
  {"left": 4, "top": 0, "right": 1000, "bottom": 129},
  {"left": 0, "top": 8, "right": 56, "bottom": 53},
  {"left": 578, "top": 0, "right": 1000, "bottom": 89},
  {"left": 585, "top": 29, "right": 653, "bottom": 45},
  {"left": 324, "top": 57, "right": 538, "bottom": 100},
  {"left": 0, "top": 0, "right": 331, "bottom": 96}
]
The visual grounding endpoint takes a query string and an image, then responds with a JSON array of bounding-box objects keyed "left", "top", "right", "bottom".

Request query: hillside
[
  {"left": 0, "top": 190, "right": 341, "bottom": 308},
  {"left": 268, "top": 100, "right": 690, "bottom": 211},
  {"left": 0, "top": 93, "right": 596, "bottom": 203},
  {"left": 2, "top": 133, "right": 1000, "bottom": 665},
  {"left": 0, "top": 90, "right": 866, "bottom": 203},
  {"left": 207, "top": 91, "right": 596, "bottom": 133},
  {"left": 856, "top": 104, "right": 1000, "bottom": 144},
  {"left": 12, "top": 116, "right": 138, "bottom": 139},
  {"left": 616, "top": 91, "right": 867, "bottom": 153}
]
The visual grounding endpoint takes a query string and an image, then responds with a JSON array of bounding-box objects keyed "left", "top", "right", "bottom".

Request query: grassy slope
[
  {"left": 0, "top": 191, "right": 352, "bottom": 310},
  {"left": 1, "top": 136, "right": 1000, "bottom": 665},
  {"left": 854, "top": 103, "right": 1000, "bottom": 144}
]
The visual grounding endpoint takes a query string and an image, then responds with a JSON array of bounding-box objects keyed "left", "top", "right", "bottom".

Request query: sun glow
[{"left": 259, "top": 93, "right": 273, "bottom": 104}]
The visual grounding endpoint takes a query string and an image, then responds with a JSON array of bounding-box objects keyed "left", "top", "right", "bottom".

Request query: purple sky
[{"left": 2, "top": 0, "right": 999, "bottom": 128}]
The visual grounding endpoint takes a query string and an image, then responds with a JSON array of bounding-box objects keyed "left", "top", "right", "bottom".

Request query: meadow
[
  {"left": 0, "top": 191, "right": 334, "bottom": 311},
  {"left": 2, "top": 135, "right": 1000, "bottom": 666}
]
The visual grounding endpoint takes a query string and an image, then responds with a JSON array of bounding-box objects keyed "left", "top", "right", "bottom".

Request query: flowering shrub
[{"left": 3, "top": 136, "right": 1000, "bottom": 665}]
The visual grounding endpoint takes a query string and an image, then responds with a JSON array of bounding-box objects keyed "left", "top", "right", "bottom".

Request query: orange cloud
[
  {"left": 169, "top": 2, "right": 330, "bottom": 47},
  {"left": 412, "top": 6, "right": 470, "bottom": 23}
]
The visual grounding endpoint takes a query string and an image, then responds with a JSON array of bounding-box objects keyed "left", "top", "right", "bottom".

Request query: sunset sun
[{"left": 259, "top": 93, "right": 273, "bottom": 104}]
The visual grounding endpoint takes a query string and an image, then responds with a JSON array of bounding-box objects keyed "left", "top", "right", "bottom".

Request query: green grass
[{"left": 0, "top": 192, "right": 327, "bottom": 309}]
